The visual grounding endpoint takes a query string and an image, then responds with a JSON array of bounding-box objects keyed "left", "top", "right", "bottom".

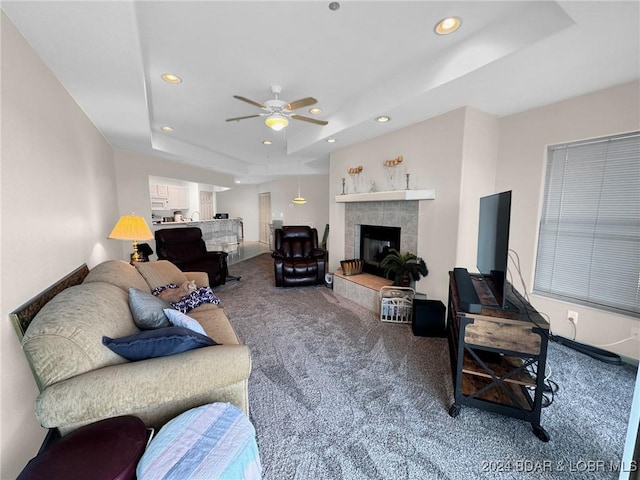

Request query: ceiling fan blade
[
  {"left": 226, "top": 114, "right": 262, "bottom": 122},
  {"left": 233, "top": 95, "right": 266, "bottom": 109},
  {"left": 291, "top": 114, "right": 328, "bottom": 126},
  {"left": 285, "top": 97, "right": 317, "bottom": 111}
]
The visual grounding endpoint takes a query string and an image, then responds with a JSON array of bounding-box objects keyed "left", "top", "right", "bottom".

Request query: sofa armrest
[
  {"left": 35, "top": 344, "right": 251, "bottom": 430},
  {"left": 184, "top": 271, "right": 209, "bottom": 288}
]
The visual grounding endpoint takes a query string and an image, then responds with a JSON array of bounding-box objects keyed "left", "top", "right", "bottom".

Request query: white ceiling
[{"left": 3, "top": 1, "right": 639, "bottom": 184}]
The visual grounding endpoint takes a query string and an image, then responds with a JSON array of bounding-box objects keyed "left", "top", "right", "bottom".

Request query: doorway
[
  {"left": 259, "top": 192, "right": 271, "bottom": 245},
  {"left": 200, "top": 191, "right": 214, "bottom": 220}
]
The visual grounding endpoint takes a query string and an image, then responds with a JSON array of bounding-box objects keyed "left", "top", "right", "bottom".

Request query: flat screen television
[{"left": 477, "top": 190, "right": 516, "bottom": 312}]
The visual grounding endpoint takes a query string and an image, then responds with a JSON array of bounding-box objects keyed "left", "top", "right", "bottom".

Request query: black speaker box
[{"left": 412, "top": 298, "right": 447, "bottom": 337}]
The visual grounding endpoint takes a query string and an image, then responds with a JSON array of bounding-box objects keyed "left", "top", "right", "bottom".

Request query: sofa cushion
[
  {"left": 84, "top": 260, "right": 150, "bottom": 293},
  {"left": 129, "top": 288, "right": 171, "bottom": 329},
  {"left": 189, "top": 305, "right": 241, "bottom": 345},
  {"left": 135, "top": 261, "right": 188, "bottom": 290},
  {"left": 102, "top": 326, "right": 216, "bottom": 361},
  {"left": 163, "top": 309, "right": 207, "bottom": 336},
  {"left": 23, "top": 283, "right": 138, "bottom": 388}
]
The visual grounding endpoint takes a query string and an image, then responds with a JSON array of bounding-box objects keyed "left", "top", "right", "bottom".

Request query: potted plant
[{"left": 380, "top": 249, "right": 428, "bottom": 287}]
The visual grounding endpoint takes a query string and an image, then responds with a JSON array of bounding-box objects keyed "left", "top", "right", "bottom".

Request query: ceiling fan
[{"left": 226, "top": 85, "right": 328, "bottom": 131}]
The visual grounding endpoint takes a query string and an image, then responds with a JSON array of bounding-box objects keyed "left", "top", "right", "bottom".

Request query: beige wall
[
  {"left": 330, "top": 107, "right": 499, "bottom": 303},
  {"left": 216, "top": 184, "right": 261, "bottom": 241},
  {"left": 1, "top": 7, "right": 638, "bottom": 477},
  {"left": 112, "top": 148, "right": 235, "bottom": 259},
  {"left": 257, "top": 175, "right": 330, "bottom": 229},
  {"left": 214, "top": 175, "right": 330, "bottom": 245},
  {"left": 456, "top": 108, "right": 500, "bottom": 269},
  {"left": 0, "top": 12, "right": 122, "bottom": 477},
  {"left": 330, "top": 81, "right": 639, "bottom": 361},
  {"left": 496, "top": 80, "right": 640, "bottom": 360}
]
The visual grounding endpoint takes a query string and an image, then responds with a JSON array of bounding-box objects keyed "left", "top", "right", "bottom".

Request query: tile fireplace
[
  {"left": 344, "top": 200, "right": 419, "bottom": 266},
  {"left": 335, "top": 200, "right": 422, "bottom": 313}
]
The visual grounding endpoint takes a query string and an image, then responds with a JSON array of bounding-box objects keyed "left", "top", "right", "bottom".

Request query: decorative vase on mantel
[
  {"left": 347, "top": 166, "right": 364, "bottom": 193},
  {"left": 383, "top": 156, "right": 404, "bottom": 191}
]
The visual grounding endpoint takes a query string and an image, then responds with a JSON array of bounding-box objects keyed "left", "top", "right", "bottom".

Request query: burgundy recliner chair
[
  {"left": 155, "top": 227, "right": 228, "bottom": 287},
  {"left": 272, "top": 226, "right": 327, "bottom": 287}
]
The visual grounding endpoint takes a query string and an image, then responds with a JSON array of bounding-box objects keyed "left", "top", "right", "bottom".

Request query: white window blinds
[{"left": 533, "top": 132, "right": 640, "bottom": 317}]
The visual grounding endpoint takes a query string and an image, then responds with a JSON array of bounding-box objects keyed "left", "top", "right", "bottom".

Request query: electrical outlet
[
  {"left": 632, "top": 327, "right": 640, "bottom": 340},
  {"left": 567, "top": 310, "right": 579, "bottom": 325}
]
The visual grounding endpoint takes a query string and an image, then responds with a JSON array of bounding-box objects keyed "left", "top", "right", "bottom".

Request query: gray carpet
[{"left": 215, "top": 254, "right": 637, "bottom": 480}]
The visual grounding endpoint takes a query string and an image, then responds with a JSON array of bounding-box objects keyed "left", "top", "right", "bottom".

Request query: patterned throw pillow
[{"left": 152, "top": 285, "right": 221, "bottom": 314}]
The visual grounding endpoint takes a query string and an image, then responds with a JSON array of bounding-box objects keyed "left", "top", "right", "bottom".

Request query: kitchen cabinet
[
  {"left": 149, "top": 184, "right": 169, "bottom": 198},
  {"left": 166, "top": 186, "right": 190, "bottom": 210},
  {"left": 150, "top": 184, "right": 190, "bottom": 211}
]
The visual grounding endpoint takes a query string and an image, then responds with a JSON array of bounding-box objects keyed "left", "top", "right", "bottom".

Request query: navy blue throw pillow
[{"left": 102, "top": 326, "right": 216, "bottom": 361}]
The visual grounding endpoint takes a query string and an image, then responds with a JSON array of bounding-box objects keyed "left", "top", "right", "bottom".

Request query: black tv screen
[{"left": 477, "top": 190, "right": 513, "bottom": 310}]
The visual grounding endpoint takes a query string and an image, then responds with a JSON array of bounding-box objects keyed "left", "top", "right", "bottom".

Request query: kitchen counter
[{"left": 153, "top": 218, "right": 241, "bottom": 226}]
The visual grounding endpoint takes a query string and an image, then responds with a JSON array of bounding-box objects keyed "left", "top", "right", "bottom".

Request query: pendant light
[{"left": 292, "top": 161, "right": 307, "bottom": 205}]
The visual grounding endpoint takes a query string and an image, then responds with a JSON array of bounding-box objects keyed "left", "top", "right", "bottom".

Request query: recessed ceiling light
[
  {"left": 435, "top": 17, "right": 461, "bottom": 35},
  {"left": 375, "top": 116, "right": 391, "bottom": 123},
  {"left": 327, "top": 138, "right": 337, "bottom": 143},
  {"left": 262, "top": 140, "right": 272, "bottom": 145},
  {"left": 309, "top": 107, "right": 322, "bottom": 115},
  {"left": 160, "top": 125, "right": 174, "bottom": 132},
  {"left": 161, "top": 73, "right": 182, "bottom": 84}
]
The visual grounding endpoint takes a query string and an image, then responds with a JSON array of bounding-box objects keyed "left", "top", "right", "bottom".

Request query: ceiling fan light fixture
[
  {"left": 309, "top": 107, "right": 322, "bottom": 114},
  {"left": 265, "top": 114, "right": 289, "bottom": 131}
]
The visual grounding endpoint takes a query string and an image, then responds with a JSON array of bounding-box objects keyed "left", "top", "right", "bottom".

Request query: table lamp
[{"left": 108, "top": 214, "right": 154, "bottom": 263}]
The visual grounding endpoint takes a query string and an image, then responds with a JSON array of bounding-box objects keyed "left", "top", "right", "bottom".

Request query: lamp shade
[
  {"left": 265, "top": 114, "right": 289, "bottom": 131},
  {"left": 108, "top": 215, "right": 153, "bottom": 241},
  {"left": 292, "top": 197, "right": 307, "bottom": 205}
]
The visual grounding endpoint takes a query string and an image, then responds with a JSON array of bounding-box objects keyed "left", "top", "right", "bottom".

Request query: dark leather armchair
[
  {"left": 155, "top": 227, "right": 228, "bottom": 287},
  {"left": 272, "top": 226, "right": 327, "bottom": 287}
]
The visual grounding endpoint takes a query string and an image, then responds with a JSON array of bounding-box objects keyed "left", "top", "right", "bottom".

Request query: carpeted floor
[{"left": 215, "top": 254, "right": 637, "bottom": 480}]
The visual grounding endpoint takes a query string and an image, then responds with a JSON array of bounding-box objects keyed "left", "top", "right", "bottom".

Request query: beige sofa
[{"left": 20, "top": 260, "right": 251, "bottom": 435}]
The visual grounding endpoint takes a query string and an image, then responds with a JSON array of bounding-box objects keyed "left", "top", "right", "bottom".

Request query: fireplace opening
[{"left": 359, "top": 225, "right": 401, "bottom": 277}]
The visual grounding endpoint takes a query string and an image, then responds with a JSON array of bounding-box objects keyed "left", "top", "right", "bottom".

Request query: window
[{"left": 533, "top": 132, "right": 640, "bottom": 317}]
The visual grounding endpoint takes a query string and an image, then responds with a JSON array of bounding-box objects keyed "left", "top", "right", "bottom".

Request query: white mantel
[{"left": 335, "top": 189, "right": 435, "bottom": 203}]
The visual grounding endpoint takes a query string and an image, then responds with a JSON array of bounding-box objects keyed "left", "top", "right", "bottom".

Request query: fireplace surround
[
  {"left": 335, "top": 200, "right": 422, "bottom": 312},
  {"left": 344, "top": 200, "right": 419, "bottom": 275}
]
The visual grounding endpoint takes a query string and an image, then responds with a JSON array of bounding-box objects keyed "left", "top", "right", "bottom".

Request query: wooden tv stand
[{"left": 447, "top": 271, "right": 551, "bottom": 441}]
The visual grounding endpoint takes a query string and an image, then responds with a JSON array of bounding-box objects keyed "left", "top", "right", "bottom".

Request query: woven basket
[{"left": 340, "top": 259, "right": 364, "bottom": 276}]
